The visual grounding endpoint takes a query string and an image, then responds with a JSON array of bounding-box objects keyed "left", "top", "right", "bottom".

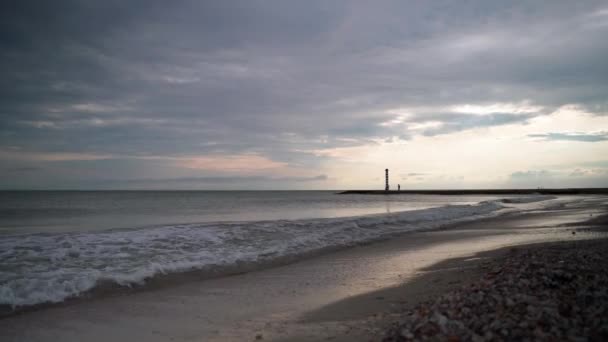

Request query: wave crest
[{"left": 0, "top": 197, "right": 555, "bottom": 308}]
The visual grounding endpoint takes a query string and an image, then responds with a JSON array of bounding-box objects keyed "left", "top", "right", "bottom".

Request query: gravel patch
[{"left": 383, "top": 239, "right": 608, "bottom": 342}]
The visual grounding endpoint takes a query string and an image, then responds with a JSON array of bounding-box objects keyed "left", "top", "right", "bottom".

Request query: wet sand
[{"left": 1, "top": 197, "right": 607, "bottom": 341}]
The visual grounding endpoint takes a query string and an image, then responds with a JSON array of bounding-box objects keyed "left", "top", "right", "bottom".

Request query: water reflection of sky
[{"left": 0, "top": 191, "right": 505, "bottom": 235}]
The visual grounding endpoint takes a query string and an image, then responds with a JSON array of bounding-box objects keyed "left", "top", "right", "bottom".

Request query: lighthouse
[{"left": 385, "top": 168, "right": 389, "bottom": 191}]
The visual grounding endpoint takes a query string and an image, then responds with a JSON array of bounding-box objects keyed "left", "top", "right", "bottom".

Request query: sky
[{"left": 1, "top": 0, "right": 607, "bottom": 190}]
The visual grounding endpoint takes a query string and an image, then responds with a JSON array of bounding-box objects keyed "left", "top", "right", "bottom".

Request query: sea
[{"left": 0, "top": 190, "right": 564, "bottom": 308}]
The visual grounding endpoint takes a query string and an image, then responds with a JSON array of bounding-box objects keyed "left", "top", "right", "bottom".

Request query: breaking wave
[{"left": 0, "top": 196, "right": 557, "bottom": 308}]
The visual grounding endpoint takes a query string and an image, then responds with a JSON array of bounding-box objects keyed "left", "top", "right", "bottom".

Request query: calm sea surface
[{"left": 0, "top": 191, "right": 503, "bottom": 235}]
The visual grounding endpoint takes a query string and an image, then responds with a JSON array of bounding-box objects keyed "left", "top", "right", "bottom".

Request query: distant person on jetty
[{"left": 398, "top": 184, "right": 401, "bottom": 191}]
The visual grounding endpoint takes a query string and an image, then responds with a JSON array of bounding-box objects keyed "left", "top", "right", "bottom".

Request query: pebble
[{"left": 382, "top": 240, "right": 608, "bottom": 341}]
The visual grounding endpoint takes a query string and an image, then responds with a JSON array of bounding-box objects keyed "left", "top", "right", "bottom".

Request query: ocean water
[
  {"left": 0, "top": 191, "right": 514, "bottom": 235},
  {"left": 0, "top": 191, "right": 561, "bottom": 308}
]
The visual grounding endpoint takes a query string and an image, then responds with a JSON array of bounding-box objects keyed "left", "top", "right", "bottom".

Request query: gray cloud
[
  {"left": 406, "top": 173, "right": 428, "bottom": 177},
  {"left": 529, "top": 131, "right": 608, "bottom": 142},
  {"left": 416, "top": 113, "right": 538, "bottom": 136},
  {"left": 510, "top": 170, "right": 552, "bottom": 180},
  {"left": 508, "top": 170, "right": 556, "bottom": 188},
  {"left": 509, "top": 168, "right": 608, "bottom": 188},
  {"left": 400, "top": 172, "right": 429, "bottom": 180},
  {"left": 569, "top": 168, "right": 608, "bottom": 177},
  {"left": 110, "top": 174, "right": 329, "bottom": 184},
  {"left": 1, "top": 1, "right": 608, "bottom": 187},
  {"left": 84, "top": 174, "right": 330, "bottom": 190},
  {"left": 1, "top": 166, "right": 41, "bottom": 173}
]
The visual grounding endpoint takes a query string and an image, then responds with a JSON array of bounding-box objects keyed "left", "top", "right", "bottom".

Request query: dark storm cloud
[
  {"left": 528, "top": 131, "right": 608, "bottom": 142},
  {"left": 1, "top": 0, "right": 608, "bottom": 186}
]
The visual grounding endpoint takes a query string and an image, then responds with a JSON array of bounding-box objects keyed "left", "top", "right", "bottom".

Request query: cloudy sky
[{"left": 1, "top": 1, "right": 607, "bottom": 190}]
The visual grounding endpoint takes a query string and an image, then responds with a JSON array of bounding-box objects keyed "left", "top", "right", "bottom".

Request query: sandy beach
[{"left": 1, "top": 196, "right": 607, "bottom": 341}]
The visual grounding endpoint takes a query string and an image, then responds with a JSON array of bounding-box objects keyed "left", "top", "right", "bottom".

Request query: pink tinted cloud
[{"left": 178, "top": 154, "right": 288, "bottom": 171}]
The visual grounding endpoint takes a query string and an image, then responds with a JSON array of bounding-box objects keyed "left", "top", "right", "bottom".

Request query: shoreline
[
  {"left": 294, "top": 238, "right": 608, "bottom": 341},
  {"left": 1, "top": 196, "right": 606, "bottom": 341},
  {"left": 0, "top": 197, "right": 529, "bottom": 313}
]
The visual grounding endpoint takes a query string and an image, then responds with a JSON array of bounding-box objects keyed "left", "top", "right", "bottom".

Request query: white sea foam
[{"left": 0, "top": 196, "right": 561, "bottom": 307}]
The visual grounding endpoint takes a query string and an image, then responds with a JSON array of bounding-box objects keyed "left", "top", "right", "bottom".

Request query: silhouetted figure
[{"left": 398, "top": 184, "right": 401, "bottom": 191}]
